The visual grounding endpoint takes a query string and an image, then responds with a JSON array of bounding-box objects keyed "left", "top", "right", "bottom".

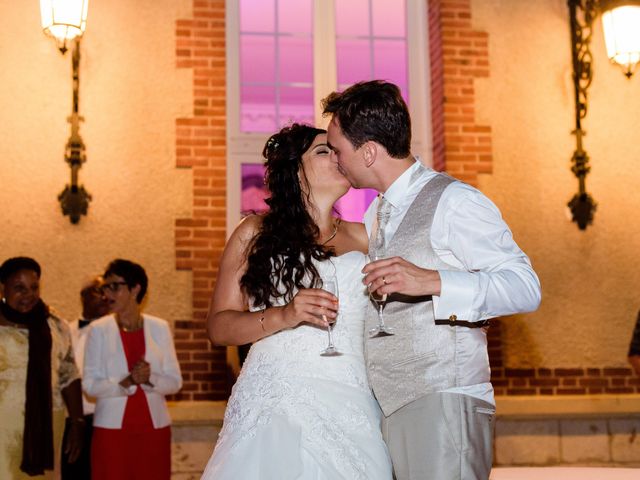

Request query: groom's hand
[{"left": 363, "top": 256, "right": 441, "bottom": 297}]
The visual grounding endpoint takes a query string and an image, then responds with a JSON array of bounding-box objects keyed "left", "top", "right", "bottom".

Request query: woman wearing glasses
[{"left": 83, "top": 259, "right": 182, "bottom": 480}]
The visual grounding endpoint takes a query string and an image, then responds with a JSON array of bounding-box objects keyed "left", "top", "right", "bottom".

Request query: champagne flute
[
  {"left": 320, "top": 277, "right": 342, "bottom": 356},
  {"left": 368, "top": 245, "right": 395, "bottom": 338}
]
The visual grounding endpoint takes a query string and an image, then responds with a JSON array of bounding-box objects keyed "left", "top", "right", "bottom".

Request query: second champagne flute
[{"left": 367, "top": 248, "right": 395, "bottom": 338}]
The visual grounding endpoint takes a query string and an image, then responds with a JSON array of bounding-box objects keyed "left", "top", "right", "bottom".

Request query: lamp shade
[
  {"left": 40, "top": 0, "right": 88, "bottom": 49},
  {"left": 600, "top": 0, "right": 640, "bottom": 77}
]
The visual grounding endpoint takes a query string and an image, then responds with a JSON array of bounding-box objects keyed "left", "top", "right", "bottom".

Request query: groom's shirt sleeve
[{"left": 431, "top": 183, "right": 541, "bottom": 322}]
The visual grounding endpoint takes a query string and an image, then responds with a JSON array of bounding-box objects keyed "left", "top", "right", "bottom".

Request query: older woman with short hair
[
  {"left": 83, "top": 259, "right": 182, "bottom": 480},
  {"left": 0, "top": 256, "right": 84, "bottom": 479}
]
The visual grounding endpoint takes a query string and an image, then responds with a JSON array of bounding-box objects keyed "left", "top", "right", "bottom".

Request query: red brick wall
[
  {"left": 431, "top": 0, "right": 492, "bottom": 185},
  {"left": 487, "top": 320, "right": 639, "bottom": 395},
  {"left": 172, "top": 0, "right": 231, "bottom": 401},
  {"left": 432, "top": 0, "right": 639, "bottom": 396}
]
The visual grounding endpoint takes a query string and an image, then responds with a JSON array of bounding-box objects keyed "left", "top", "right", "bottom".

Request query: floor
[{"left": 490, "top": 467, "right": 640, "bottom": 479}]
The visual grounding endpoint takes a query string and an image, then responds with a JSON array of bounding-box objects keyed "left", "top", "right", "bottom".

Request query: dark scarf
[{"left": 0, "top": 299, "right": 53, "bottom": 476}]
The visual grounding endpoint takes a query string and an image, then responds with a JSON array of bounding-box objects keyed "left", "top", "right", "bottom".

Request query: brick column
[
  {"left": 172, "top": 0, "right": 230, "bottom": 401},
  {"left": 429, "top": 0, "right": 492, "bottom": 185}
]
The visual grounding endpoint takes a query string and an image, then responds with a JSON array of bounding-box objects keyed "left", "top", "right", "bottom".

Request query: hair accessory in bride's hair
[{"left": 265, "top": 135, "right": 280, "bottom": 156}]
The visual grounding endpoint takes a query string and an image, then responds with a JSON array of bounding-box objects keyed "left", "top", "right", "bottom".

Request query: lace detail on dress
[
  {"left": 218, "top": 350, "right": 378, "bottom": 478},
  {"left": 203, "top": 252, "right": 392, "bottom": 480}
]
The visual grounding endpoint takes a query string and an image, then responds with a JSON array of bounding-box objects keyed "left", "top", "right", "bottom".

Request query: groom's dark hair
[{"left": 322, "top": 80, "right": 411, "bottom": 158}]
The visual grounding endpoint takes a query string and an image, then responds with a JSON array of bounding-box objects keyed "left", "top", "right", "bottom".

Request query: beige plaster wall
[
  {"left": 472, "top": 0, "right": 640, "bottom": 367},
  {"left": 0, "top": 0, "right": 193, "bottom": 323}
]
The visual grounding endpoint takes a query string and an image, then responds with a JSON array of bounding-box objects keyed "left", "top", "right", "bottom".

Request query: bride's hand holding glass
[{"left": 277, "top": 288, "right": 338, "bottom": 330}]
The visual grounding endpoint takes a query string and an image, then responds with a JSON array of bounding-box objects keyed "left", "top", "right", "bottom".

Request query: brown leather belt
[{"left": 435, "top": 315, "right": 491, "bottom": 329}]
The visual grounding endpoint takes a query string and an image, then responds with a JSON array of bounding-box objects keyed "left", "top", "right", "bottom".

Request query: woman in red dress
[{"left": 83, "top": 259, "right": 182, "bottom": 480}]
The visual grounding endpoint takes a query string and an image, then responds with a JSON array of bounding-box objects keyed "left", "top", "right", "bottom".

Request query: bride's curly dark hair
[{"left": 241, "top": 123, "right": 335, "bottom": 308}]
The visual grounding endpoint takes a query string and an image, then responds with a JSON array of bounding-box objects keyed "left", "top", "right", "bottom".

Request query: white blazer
[{"left": 83, "top": 314, "right": 183, "bottom": 429}]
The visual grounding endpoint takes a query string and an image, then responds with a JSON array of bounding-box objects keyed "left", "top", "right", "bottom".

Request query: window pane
[
  {"left": 335, "top": 188, "right": 378, "bottom": 222},
  {"left": 240, "top": 0, "right": 275, "bottom": 33},
  {"left": 373, "top": 39, "right": 408, "bottom": 98},
  {"left": 335, "top": 0, "right": 409, "bottom": 105},
  {"left": 279, "top": 86, "right": 314, "bottom": 126},
  {"left": 336, "top": 38, "right": 371, "bottom": 86},
  {"left": 279, "top": 36, "right": 313, "bottom": 84},
  {"left": 372, "top": 0, "right": 405, "bottom": 37},
  {"left": 241, "top": 35, "right": 275, "bottom": 84},
  {"left": 241, "top": 164, "right": 269, "bottom": 216},
  {"left": 335, "top": 0, "right": 369, "bottom": 37},
  {"left": 241, "top": 85, "right": 277, "bottom": 132},
  {"left": 240, "top": 0, "right": 314, "bottom": 133},
  {"left": 278, "top": 0, "right": 312, "bottom": 34}
]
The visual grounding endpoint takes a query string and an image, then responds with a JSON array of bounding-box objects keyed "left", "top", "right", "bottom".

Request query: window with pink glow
[
  {"left": 238, "top": 0, "right": 411, "bottom": 223},
  {"left": 239, "top": 0, "right": 409, "bottom": 128},
  {"left": 241, "top": 164, "right": 269, "bottom": 216},
  {"left": 333, "top": 0, "right": 408, "bottom": 218},
  {"left": 335, "top": 0, "right": 408, "bottom": 100},
  {"left": 239, "top": 0, "right": 314, "bottom": 132}
]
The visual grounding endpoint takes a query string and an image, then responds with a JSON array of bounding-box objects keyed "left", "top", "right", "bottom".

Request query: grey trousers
[{"left": 381, "top": 392, "right": 495, "bottom": 480}]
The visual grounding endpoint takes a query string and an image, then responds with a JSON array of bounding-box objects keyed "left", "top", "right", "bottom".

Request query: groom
[{"left": 322, "top": 80, "right": 541, "bottom": 480}]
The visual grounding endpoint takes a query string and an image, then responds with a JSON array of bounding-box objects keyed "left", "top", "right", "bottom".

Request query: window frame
[{"left": 225, "top": 0, "right": 432, "bottom": 235}]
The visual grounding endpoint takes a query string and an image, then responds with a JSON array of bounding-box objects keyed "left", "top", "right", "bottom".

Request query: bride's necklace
[{"left": 321, "top": 219, "right": 340, "bottom": 245}]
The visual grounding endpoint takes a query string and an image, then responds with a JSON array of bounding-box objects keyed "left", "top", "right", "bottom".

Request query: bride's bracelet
[{"left": 258, "top": 308, "right": 266, "bottom": 332}]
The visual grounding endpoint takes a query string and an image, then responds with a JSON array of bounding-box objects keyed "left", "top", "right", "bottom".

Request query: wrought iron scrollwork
[
  {"left": 567, "top": 0, "right": 598, "bottom": 230},
  {"left": 59, "top": 39, "right": 91, "bottom": 224}
]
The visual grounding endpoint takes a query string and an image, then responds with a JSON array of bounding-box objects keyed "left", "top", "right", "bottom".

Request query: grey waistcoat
[{"left": 365, "top": 173, "right": 463, "bottom": 416}]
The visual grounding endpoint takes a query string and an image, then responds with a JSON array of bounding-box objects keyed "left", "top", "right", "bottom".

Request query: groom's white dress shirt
[{"left": 363, "top": 159, "right": 541, "bottom": 406}]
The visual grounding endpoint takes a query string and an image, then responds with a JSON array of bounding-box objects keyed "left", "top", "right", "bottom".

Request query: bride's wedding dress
[{"left": 201, "top": 251, "right": 392, "bottom": 479}]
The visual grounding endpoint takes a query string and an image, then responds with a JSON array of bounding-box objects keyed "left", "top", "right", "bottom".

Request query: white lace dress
[{"left": 201, "top": 251, "right": 392, "bottom": 480}]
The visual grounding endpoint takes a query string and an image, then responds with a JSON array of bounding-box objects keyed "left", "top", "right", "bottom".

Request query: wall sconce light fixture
[
  {"left": 40, "top": 0, "right": 91, "bottom": 224},
  {"left": 567, "top": 0, "right": 640, "bottom": 230}
]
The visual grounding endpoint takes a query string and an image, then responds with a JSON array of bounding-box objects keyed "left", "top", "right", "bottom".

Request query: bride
[{"left": 201, "top": 123, "right": 392, "bottom": 479}]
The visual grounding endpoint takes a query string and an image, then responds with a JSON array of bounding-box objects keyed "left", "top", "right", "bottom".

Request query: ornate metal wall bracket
[
  {"left": 567, "top": 0, "right": 598, "bottom": 230},
  {"left": 58, "top": 39, "right": 91, "bottom": 224}
]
